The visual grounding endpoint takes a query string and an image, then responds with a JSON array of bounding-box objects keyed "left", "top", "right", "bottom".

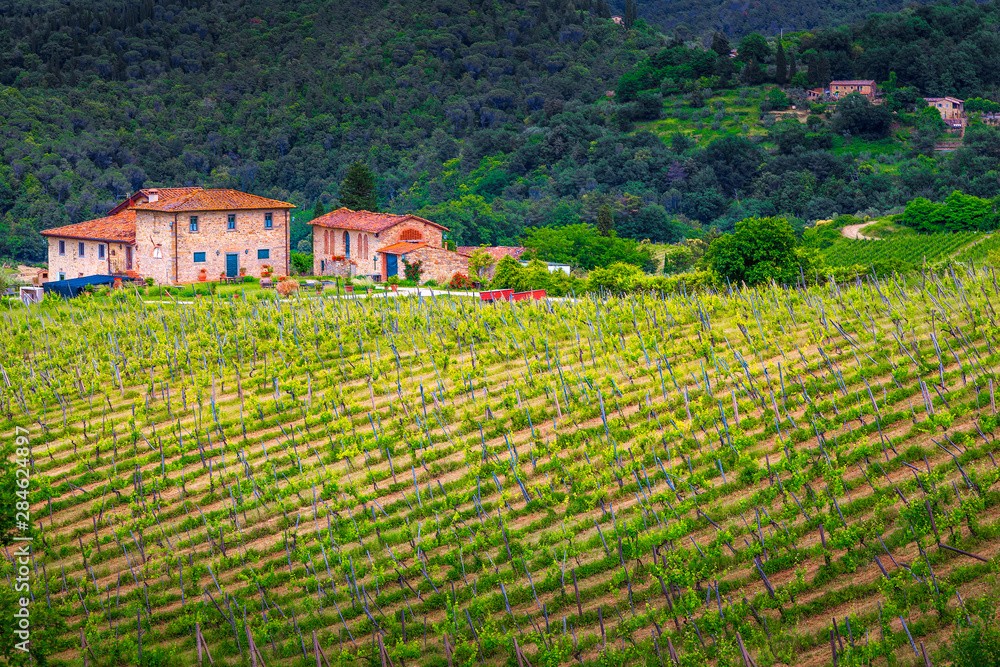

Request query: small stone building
[
  {"left": 829, "top": 80, "right": 877, "bottom": 99},
  {"left": 309, "top": 208, "right": 469, "bottom": 283},
  {"left": 41, "top": 188, "right": 294, "bottom": 284},
  {"left": 924, "top": 96, "right": 965, "bottom": 123}
]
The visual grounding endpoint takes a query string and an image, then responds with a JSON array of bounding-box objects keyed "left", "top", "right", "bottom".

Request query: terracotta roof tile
[
  {"left": 830, "top": 80, "right": 876, "bottom": 86},
  {"left": 456, "top": 246, "right": 527, "bottom": 262},
  {"left": 309, "top": 208, "right": 447, "bottom": 233},
  {"left": 379, "top": 241, "right": 427, "bottom": 254},
  {"left": 132, "top": 189, "right": 294, "bottom": 212},
  {"left": 107, "top": 187, "right": 205, "bottom": 215},
  {"left": 40, "top": 211, "right": 137, "bottom": 243}
]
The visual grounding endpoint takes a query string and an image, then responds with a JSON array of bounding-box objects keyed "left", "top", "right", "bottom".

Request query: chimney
[{"left": 147, "top": 189, "right": 159, "bottom": 203}]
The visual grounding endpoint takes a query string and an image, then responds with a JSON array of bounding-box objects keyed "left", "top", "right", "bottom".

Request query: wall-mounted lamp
[{"left": 216, "top": 250, "right": 220, "bottom": 256}]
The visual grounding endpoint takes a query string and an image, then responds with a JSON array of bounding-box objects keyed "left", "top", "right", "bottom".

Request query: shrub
[
  {"left": 448, "top": 273, "right": 474, "bottom": 289},
  {"left": 290, "top": 252, "right": 312, "bottom": 275},
  {"left": 403, "top": 258, "right": 423, "bottom": 282},
  {"left": 276, "top": 280, "right": 299, "bottom": 297}
]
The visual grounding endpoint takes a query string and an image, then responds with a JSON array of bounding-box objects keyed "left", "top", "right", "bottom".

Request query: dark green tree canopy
[
  {"left": 705, "top": 216, "right": 804, "bottom": 285},
  {"left": 338, "top": 162, "right": 379, "bottom": 212}
]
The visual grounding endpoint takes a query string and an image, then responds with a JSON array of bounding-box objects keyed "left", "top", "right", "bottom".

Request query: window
[
  {"left": 257, "top": 249, "right": 270, "bottom": 260},
  {"left": 152, "top": 247, "right": 162, "bottom": 259},
  {"left": 98, "top": 244, "right": 105, "bottom": 259},
  {"left": 343, "top": 231, "right": 350, "bottom": 258},
  {"left": 189, "top": 216, "right": 199, "bottom": 232},
  {"left": 400, "top": 228, "right": 423, "bottom": 241},
  {"left": 58, "top": 272, "right": 65, "bottom": 281},
  {"left": 78, "top": 241, "right": 85, "bottom": 256},
  {"left": 264, "top": 213, "right": 273, "bottom": 229},
  {"left": 227, "top": 214, "right": 236, "bottom": 230},
  {"left": 193, "top": 252, "right": 206, "bottom": 263},
  {"left": 59, "top": 240, "right": 65, "bottom": 255}
]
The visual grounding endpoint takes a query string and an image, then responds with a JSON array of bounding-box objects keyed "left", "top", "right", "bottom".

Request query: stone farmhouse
[
  {"left": 309, "top": 208, "right": 469, "bottom": 283},
  {"left": 41, "top": 188, "right": 294, "bottom": 284},
  {"left": 806, "top": 80, "right": 878, "bottom": 101},
  {"left": 925, "top": 96, "right": 966, "bottom": 133}
]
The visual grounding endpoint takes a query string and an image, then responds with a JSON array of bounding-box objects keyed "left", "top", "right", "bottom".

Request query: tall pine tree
[
  {"left": 775, "top": 41, "right": 787, "bottom": 85},
  {"left": 788, "top": 50, "right": 797, "bottom": 82},
  {"left": 338, "top": 162, "right": 379, "bottom": 212}
]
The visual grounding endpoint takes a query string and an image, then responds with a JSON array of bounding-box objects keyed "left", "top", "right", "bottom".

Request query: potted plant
[
  {"left": 219, "top": 270, "right": 226, "bottom": 280},
  {"left": 261, "top": 264, "right": 273, "bottom": 278},
  {"left": 198, "top": 268, "right": 207, "bottom": 282},
  {"left": 239, "top": 267, "right": 247, "bottom": 278}
]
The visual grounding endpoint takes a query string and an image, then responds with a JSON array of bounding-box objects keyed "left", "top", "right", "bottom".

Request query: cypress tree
[
  {"left": 338, "top": 162, "right": 379, "bottom": 212},
  {"left": 788, "top": 50, "right": 797, "bottom": 81},
  {"left": 710, "top": 32, "right": 730, "bottom": 58},
  {"left": 775, "top": 41, "right": 786, "bottom": 85},
  {"left": 624, "top": 0, "right": 636, "bottom": 29},
  {"left": 313, "top": 200, "right": 325, "bottom": 218},
  {"left": 596, "top": 204, "right": 614, "bottom": 236}
]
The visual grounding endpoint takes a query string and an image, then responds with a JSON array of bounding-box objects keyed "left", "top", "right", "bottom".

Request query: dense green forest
[
  {"left": 610, "top": 0, "right": 946, "bottom": 40},
  {"left": 4, "top": 0, "right": 1000, "bottom": 268}
]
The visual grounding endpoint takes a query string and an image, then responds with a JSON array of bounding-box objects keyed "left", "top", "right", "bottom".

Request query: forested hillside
[
  {"left": 611, "top": 0, "right": 944, "bottom": 39},
  {"left": 0, "top": 0, "right": 650, "bottom": 261},
  {"left": 4, "top": 0, "right": 1000, "bottom": 269}
]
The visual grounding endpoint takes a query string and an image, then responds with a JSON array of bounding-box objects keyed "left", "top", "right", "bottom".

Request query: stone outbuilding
[
  {"left": 309, "top": 208, "right": 469, "bottom": 284},
  {"left": 41, "top": 188, "right": 294, "bottom": 284}
]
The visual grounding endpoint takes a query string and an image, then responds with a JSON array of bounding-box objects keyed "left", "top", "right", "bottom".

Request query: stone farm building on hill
[
  {"left": 41, "top": 188, "right": 294, "bottom": 284},
  {"left": 309, "top": 208, "right": 469, "bottom": 283}
]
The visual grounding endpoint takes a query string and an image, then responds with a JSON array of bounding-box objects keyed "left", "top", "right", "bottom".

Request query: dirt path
[
  {"left": 950, "top": 232, "right": 993, "bottom": 259},
  {"left": 841, "top": 222, "right": 878, "bottom": 240}
]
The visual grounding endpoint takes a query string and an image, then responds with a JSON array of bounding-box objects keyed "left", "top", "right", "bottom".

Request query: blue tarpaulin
[{"left": 42, "top": 275, "right": 138, "bottom": 298}]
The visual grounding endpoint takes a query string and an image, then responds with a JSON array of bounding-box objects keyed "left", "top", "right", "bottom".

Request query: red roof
[
  {"left": 309, "top": 208, "right": 447, "bottom": 233},
  {"left": 379, "top": 241, "right": 427, "bottom": 255},
  {"left": 41, "top": 211, "right": 137, "bottom": 243},
  {"left": 830, "top": 80, "right": 876, "bottom": 86},
  {"left": 456, "top": 246, "right": 526, "bottom": 261},
  {"left": 132, "top": 189, "right": 294, "bottom": 212},
  {"left": 108, "top": 187, "right": 205, "bottom": 215}
]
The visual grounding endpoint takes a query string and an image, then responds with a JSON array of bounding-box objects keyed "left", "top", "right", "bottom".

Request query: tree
[
  {"left": 775, "top": 41, "right": 787, "bottom": 85},
  {"left": 468, "top": 248, "right": 496, "bottom": 279},
  {"left": 705, "top": 216, "right": 805, "bottom": 285},
  {"left": 313, "top": 200, "right": 325, "bottom": 218},
  {"left": 338, "top": 162, "right": 379, "bottom": 211},
  {"left": 788, "top": 50, "right": 797, "bottom": 80},
  {"left": 737, "top": 33, "right": 771, "bottom": 64},
  {"left": 832, "top": 93, "right": 892, "bottom": 139},
  {"left": 624, "top": 0, "right": 637, "bottom": 29},
  {"left": 710, "top": 33, "right": 731, "bottom": 58},
  {"left": 596, "top": 204, "right": 614, "bottom": 236}
]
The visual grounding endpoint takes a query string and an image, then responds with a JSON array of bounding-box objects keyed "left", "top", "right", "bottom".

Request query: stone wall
[
  {"left": 379, "top": 221, "right": 444, "bottom": 249},
  {"left": 312, "top": 217, "right": 446, "bottom": 278},
  {"left": 404, "top": 246, "right": 469, "bottom": 284},
  {"left": 46, "top": 237, "right": 114, "bottom": 280},
  {"left": 136, "top": 209, "right": 290, "bottom": 284}
]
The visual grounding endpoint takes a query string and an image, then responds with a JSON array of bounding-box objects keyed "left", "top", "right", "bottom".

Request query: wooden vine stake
[{"left": 314, "top": 630, "right": 334, "bottom": 667}]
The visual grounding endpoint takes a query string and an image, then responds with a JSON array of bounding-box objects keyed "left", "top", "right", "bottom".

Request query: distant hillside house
[
  {"left": 40, "top": 188, "right": 294, "bottom": 284},
  {"left": 829, "top": 80, "right": 877, "bottom": 99},
  {"left": 924, "top": 97, "right": 964, "bottom": 121},
  {"left": 309, "top": 209, "right": 469, "bottom": 283}
]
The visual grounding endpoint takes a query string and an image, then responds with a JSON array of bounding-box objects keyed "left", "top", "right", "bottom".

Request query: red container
[
  {"left": 511, "top": 289, "right": 545, "bottom": 301},
  {"left": 479, "top": 289, "right": 512, "bottom": 301}
]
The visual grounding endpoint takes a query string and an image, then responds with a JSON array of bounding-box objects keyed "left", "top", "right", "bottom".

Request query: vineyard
[
  {"left": 953, "top": 234, "right": 1000, "bottom": 264},
  {"left": 820, "top": 232, "right": 979, "bottom": 268},
  {"left": 2, "top": 274, "right": 1000, "bottom": 667}
]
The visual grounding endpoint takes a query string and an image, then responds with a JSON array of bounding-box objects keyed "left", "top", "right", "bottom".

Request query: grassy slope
[{"left": 4, "top": 277, "right": 1000, "bottom": 666}]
